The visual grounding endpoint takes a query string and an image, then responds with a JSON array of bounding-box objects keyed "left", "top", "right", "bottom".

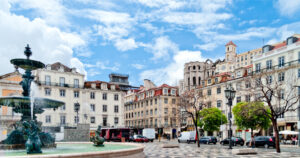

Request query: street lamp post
[
  {"left": 74, "top": 102, "right": 80, "bottom": 126},
  {"left": 225, "top": 85, "right": 236, "bottom": 150}
]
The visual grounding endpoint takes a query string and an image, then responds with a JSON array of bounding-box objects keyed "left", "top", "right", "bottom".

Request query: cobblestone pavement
[{"left": 141, "top": 140, "right": 300, "bottom": 158}]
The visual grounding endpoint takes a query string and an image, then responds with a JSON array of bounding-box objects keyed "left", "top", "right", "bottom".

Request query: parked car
[
  {"left": 220, "top": 137, "right": 244, "bottom": 146},
  {"left": 178, "top": 131, "right": 196, "bottom": 143},
  {"left": 199, "top": 136, "right": 217, "bottom": 144},
  {"left": 143, "top": 128, "right": 155, "bottom": 142},
  {"left": 246, "top": 136, "right": 275, "bottom": 148},
  {"left": 133, "top": 135, "right": 149, "bottom": 143}
]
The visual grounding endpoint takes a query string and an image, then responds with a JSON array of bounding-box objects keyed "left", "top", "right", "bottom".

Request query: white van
[
  {"left": 178, "top": 131, "right": 196, "bottom": 143},
  {"left": 142, "top": 128, "right": 155, "bottom": 142}
]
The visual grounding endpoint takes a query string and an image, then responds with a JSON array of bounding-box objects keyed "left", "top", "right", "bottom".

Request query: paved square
[{"left": 141, "top": 140, "right": 300, "bottom": 158}]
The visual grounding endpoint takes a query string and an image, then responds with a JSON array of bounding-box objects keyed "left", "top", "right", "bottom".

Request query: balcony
[{"left": 36, "top": 81, "right": 83, "bottom": 88}]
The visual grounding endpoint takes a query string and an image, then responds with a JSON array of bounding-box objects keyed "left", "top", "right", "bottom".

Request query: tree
[
  {"left": 198, "top": 107, "right": 227, "bottom": 133},
  {"left": 247, "top": 67, "right": 300, "bottom": 153},
  {"left": 179, "top": 89, "right": 207, "bottom": 147},
  {"left": 232, "top": 101, "right": 271, "bottom": 136}
]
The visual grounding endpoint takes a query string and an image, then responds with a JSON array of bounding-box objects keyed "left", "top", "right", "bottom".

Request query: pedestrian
[{"left": 250, "top": 135, "right": 255, "bottom": 148}]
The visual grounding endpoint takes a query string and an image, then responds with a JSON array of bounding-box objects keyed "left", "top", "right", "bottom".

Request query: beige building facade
[{"left": 124, "top": 79, "right": 180, "bottom": 138}]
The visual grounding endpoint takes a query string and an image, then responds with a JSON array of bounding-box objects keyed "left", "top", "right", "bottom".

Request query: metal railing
[{"left": 36, "top": 81, "right": 83, "bottom": 88}]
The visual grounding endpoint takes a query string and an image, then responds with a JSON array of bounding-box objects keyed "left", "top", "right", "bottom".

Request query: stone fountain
[{"left": 0, "top": 45, "right": 64, "bottom": 154}]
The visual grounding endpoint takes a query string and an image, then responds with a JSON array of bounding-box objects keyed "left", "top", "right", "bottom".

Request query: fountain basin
[
  {"left": 0, "top": 142, "right": 145, "bottom": 158},
  {"left": 0, "top": 96, "right": 65, "bottom": 114}
]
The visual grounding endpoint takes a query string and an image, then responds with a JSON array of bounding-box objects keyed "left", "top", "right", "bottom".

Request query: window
[
  {"left": 74, "top": 79, "right": 79, "bottom": 88},
  {"left": 155, "top": 108, "right": 157, "bottom": 115},
  {"left": 60, "top": 89, "right": 65, "bottom": 97},
  {"left": 207, "top": 102, "right": 211, "bottom": 108},
  {"left": 114, "top": 117, "right": 119, "bottom": 125},
  {"left": 141, "top": 111, "right": 144, "bottom": 117},
  {"left": 217, "top": 100, "right": 221, "bottom": 108},
  {"left": 217, "top": 87, "right": 221, "bottom": 94},
  {"left": 266, "top": 75, "right": 272, "bottom": 84},
  {"left": 208, "top": 79, "right": 211, "bottom": 84},
  {"left": 164, "top": 98, "right": 168, "bottom": 104},
  {"left": 114, "top": 105, "right": 119, "bottom": 113},
  {"left": 146, "top": 110, "right": 148, "bottom": 115},
  {"left": 241, "top": 56, "right": 244, "bottom": 61},
  {"left": 150, "top": 109, "right": 153, "bottom": 115},
  {"left": 60, "top": 116, "right": 65, "bottom": 125},
  {"left": 60, "top": 104, "right": 65, "bottom": 110},
  {"left": 103, "top": 105, "right": 107, "bottom": 112},
  {"left": 245, "top": 82, "right": 251, "bottom": 88},
  {"left": 150, "top": 99, "right": 153, "bottom": 105},
  {"left": 278, "top": 72, "right": 285, "bottom": 82},
  {"left": 114, "top": 94, "right": 119, "bottom": 101},
  {"left": 245, "top": 55, "right": 248, "bottom": 60},
  {"left": 278, "top": 56, "right": 285, "bottom": 67},
  {"left": 172, "top": 99, "right": 176, "bottom": 104},
  {"left": 103, "top": 93, "right": 107, "bottom": 100},
  {"left": 207, "top": 89, "right": 211, "bottom": 96},
  {"left": 164, "top": 118, "right": 168, "bottom": 126},
  {"left": 163, "top": 88, "right": 168, "bottom": 95},
  {"left": 255, "top": 63, "right": 261, "bottom": 73},
  {"left": 164, "top": 108, "right": 168, "bottom": 114},
  {"left": 74, "top": 116, "right": 79, "bottom": 123},
  {"left": 90, "top": 92, "right": 95, "bottom": 99},
  {"left": 266, "top": 60, "right": 272, "bottom": 70},
  {"left": 45, "top": 115, "right": 51, "bottom": 123},
  {"left": 74, "top": 91, "right": 79, "bottom": 98},
  {"left": 236, "top": 96, "right": 241, "bottom": 103},
  {"left": 245, "top": 95, "right": 251, "bottom": 102},
  {"left": 45, "top": 88, "right": 51, "bottom": 96},
  {"left": 103, "top": 117, "right": 107, "bottom": 126},
  {"left": 298, "top": 69, "right": 300, "bottom": 78},
  {"left": 280, "top": 90, "right": 284, "bottom": 100},
  {"left": 90, "top": 104, "right": 95, "bottom": 112},
  {"left": 90, "top": 117, "right": 95, "bottom": 124},
  {"left": 45, "top": 75, "right": 51, "bottom": 85},
  {"left": 298, "top": 52, "right": 300, "bottom": 63},
  {"left": 171, "top": 89, "right": 176, "bottom": 95},
  {"left": 59, "top": 77, "right": 65, "bottom": 87},
  {"left": 215, "top": 77, "right": 218, "bottom": 83}
]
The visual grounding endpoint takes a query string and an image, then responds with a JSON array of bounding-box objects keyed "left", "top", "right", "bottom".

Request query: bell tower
[{"left": 225, "top": 41, "right": 237, "bottom": 62}]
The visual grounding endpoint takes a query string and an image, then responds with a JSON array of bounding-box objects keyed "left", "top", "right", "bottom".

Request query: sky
[{"left": 1, "top": 0, "right": 300, "bottom": 87}]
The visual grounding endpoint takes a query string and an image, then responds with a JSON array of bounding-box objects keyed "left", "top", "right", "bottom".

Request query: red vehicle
[
  {"left": 134, "top": 135, "right": 149, "bottom": 143},
  {"left": 100, "top": 128, "right": 130, "bottom": 142}
]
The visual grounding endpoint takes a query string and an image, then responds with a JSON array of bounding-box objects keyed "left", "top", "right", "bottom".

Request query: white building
[{"left": 32, "top": 62, "right": 125, "bottom": 131}]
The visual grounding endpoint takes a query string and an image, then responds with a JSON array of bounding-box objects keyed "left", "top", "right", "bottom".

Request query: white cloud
[
  {"left": 140, "top": 50, "right": 204, "bottom": 85},
  {"left": 275, "top": 0, "right": 300, "bottom": 16},
  {"left": 148, "top": 36, "right": 178, "bottom": 60},
  {"left": 9, "top": 0, "right": 68, "bottom": 27},
  {"left": 132, "top": 63, "right": 145, "bottom": 69},
  {"left": 85, "top": 61, "right": 119, "bottom": 71},
  {"left": 135, "top": 0, "right": 186, "bottom": 10},
  {"left": 0, "top": 9, "right": 85, "bottom": 77},
  {"left": 162, "top": 12, "right": 232, "bottom": 25},
  {"left": 114, "top": 38, "right": 138, "bottom": 51}
]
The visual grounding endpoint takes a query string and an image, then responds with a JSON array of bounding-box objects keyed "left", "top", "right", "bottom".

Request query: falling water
[{"left": 30, "top": 82, "right": 39, "bottom": 120}]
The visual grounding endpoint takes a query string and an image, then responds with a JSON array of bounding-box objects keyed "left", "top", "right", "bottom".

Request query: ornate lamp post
[
  {"left": 74, "top": 102, "right": 80, "bottom": 126},
  {"left": 224, "top": 85, "right": 236, "bottom": 149}
]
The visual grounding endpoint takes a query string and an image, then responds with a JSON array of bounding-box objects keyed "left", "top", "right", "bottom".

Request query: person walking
[{"left": 250, "top": 135, "right": 255, "bottom": 148}]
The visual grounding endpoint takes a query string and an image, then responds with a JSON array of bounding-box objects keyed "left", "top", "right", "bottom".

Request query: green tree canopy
[
  {"left": 198, "top": 107, "right": 227, "bottom": 132},
  {"left": 232, "top": 101, "right": 271, "bottom": 135}
]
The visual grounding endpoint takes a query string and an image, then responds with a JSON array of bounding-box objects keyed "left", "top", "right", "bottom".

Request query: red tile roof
[{"left": 225, "top": 41, "right": 237, "bottom": 47}]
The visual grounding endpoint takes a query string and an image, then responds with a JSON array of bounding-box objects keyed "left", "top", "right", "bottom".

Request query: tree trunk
[
  {"left": 271, "top": 118, "right": 280, "bottom": 153},
  {"left": 195, "top": 124, "right": 200, "bottom": 147}
]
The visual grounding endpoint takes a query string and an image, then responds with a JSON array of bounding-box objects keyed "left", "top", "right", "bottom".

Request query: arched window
[
  {"left": 188, "top": 78, "right": 190, "bottom": 86},
  {"left": 193, "top": 66, "right": 196, "bottom": 70},
  {"left": 193, "top": 77, "right": 196, "bottom": 85},
  {"left": 198, "top": 77, "right": 201, "bottom": 85}
]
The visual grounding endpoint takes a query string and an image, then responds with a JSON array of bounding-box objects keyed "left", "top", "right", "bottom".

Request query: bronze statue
[{"left": 90, "top": 125, "right": 105, "bottom": 146}]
